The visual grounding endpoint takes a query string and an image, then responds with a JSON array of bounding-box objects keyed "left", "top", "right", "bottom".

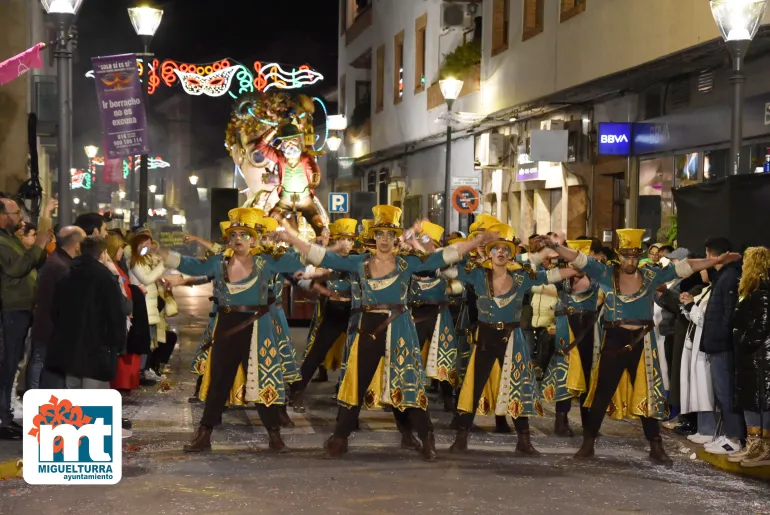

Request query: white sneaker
[
  {"left": 144, "top": 369, "right": 162, "bottom": 381},
  {"left": 12, "top": 396, "right": 23, "bottom": 419},
  {"left": 705, "top": 437, "right": 742, "bottom": 455},
  {"left": 703, "top": 436, "right": 725, "bottom": 449},
  {"left": 122, "top": 428, "right": 133, "bottom": 438},
  {"left": 688, "top": 433, "right": 713, "bottom": 444}
]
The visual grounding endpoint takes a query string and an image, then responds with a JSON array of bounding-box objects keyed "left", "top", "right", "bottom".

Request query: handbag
[{"left": 163, "top": 290, "right": 179, "bottom": 317}]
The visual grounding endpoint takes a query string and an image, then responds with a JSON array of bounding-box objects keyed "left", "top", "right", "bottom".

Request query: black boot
[
  {"left": 648, "top": 437, "right": 673, "bottom": 466},
  {"left": 514, "top": 431, "right": 540, "bottom": 457},
  {"left": 278, "top": 406, "right": 295, "bottom": 428},
  {"left": 183, "top": 425, "right": 212, "bottom": 452},
  {"left": 400, "top": 430, "right": 421, "bottom": 451},
  {"left": 312, "top": 366, "right": 328, "bottom": 383},
  {"left": 495, "top": 415, "right": 513, "bottom": 434},
  {"left": 574, "top": 436, "right": 596, "bottom": 459},
  {"left": 420, "top": 431, "right": 437, "bottom": 461},
  {"left": 324, "top": 435, "right": 349, "bottom": 458},
  {"left": 291, "top": 387, "right": 306, "bottom": 413},
  {"left": 449, "top": 428, "right": 469, "bottom": 452},
  {"left": 268, "top": 428, "right": 288, "bottom": 453},
  {"left": 554, "top": 412, "right": 574, "bottom": 437}
]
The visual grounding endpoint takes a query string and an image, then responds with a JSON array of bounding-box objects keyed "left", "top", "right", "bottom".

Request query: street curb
[
  {"left": 696, "top": 449, "right": 770, "bottom": 480},
  {"left": 0, "top": 458, "right": 22, "bottom": 481}
]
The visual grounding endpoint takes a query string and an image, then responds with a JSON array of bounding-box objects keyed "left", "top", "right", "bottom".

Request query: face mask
[{"left": 284, "top": 146, "right": 301, "bottom": 159}]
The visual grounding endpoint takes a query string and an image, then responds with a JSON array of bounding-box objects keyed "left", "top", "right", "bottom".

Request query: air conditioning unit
[
  {"left": 540, "top": 119, "right": 565, "bottom": 131},
  {"left": 476, "top": 133, "right": 507, "bottom": 167},
  {"left": 441, "top": 2, "right": 473, "bottom": 30}
]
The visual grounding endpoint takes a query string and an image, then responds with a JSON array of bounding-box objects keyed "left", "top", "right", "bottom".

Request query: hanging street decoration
[
  {"left": 71, "top": 169, "right": 92, "bottom": 190},
  {"left": 85, "top": 57, "right": 324, "bottom": 99},
  {"left": 94, "top": 155, "right": 170, "bottom": 178}
]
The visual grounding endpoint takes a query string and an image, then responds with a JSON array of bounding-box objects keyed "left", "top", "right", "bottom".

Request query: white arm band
[
  {"left": 675, "top": 259, "right": 694, "bottom": 278},
  {"left": 164, "top": 251, "right": 181, "bottom": 269},
  {"left": 441, "top": 266, "right": 459, "bottom": 280},
  {"left": 303, "top": 243, "right": 327, "bottom": 267},
  {"left": 546, "top": 268, "right": 563, "bottom": 284},
  {"left": 298, "top": 279, "right": 313, "bottom": 290},
  {"left": 442, "top": 245, "right": 461, "bottom": 265},
  {"left": 570, "top": 251, "right": 588, "bottom": 270}
]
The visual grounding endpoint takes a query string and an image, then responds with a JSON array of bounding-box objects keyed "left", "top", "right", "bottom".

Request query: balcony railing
[
  {"left": 426, "top": 63, "right": 481, "bottom": 110},
  {"left": 346, "top": 4, "right": 372, "bottom": 47}
]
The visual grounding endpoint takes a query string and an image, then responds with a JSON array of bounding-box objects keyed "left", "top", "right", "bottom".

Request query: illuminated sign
[{"left": 597, "top": 123, "right": 633, "bottom": 156}]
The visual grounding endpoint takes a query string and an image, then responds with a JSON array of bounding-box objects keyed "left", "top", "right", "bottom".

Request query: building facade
[{"left": 335, "top": 0, "right": 770, "bottom": 242}]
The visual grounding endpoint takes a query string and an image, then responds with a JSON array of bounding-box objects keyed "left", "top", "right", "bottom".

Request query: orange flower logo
[{"left": 27, "top": 395, "right": 92, "bottom": 453}]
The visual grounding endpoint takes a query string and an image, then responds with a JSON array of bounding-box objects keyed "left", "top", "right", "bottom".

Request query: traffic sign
[
  {"left": 329, "top": 192, "right": 349, "bottom": 214},
  {"left": 451, "top": 186, "right": 479, "bottom": 214},
  {"left": 451, "top": 176, "right": 481, "bottom": 189}
]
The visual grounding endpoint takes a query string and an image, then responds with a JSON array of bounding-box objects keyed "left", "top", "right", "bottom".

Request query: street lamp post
[
  {"left": 439, "top": 78, "right": 464, "bottom": 232},
  {"left": 84, "top": 144, "right": 98, "bottom": 211},
  {"left": 710, "top": 0, "right": 769, "bottom": 175},
  {"left": 41, "top": 0, "right": 83, "bottom": 225},
  {"left": 128, "top": 5, "right": 164, "bottom": 226}
]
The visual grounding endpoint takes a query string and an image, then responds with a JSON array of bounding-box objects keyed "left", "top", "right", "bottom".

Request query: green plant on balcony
[{"left": 438, "top": 39, "right": 481, "bottom": 80}]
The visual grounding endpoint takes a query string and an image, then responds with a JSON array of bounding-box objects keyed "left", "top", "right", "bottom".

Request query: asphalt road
[{"left": 1, "top": 285, "right": 768, "bottom": 514}]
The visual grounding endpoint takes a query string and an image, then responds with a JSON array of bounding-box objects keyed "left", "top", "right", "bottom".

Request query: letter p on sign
[{"left": 329, "top": 193, "right": 349, "bottom": 214}]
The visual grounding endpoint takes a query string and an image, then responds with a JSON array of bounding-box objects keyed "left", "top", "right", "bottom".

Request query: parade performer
[
  {"left": 449, "top": 224, "right": 578, "bottom": 455},
  {"left": 543, "top": 229, "right": 741, "bottom": 464},
  {"left": 405, "top": 221, "right": 460, "bottom": 412},
  {"left": 254, "top": 123, "right": 325, "bottom": 236},
  {"left": 290, "top": 218, "right": 358, "bottom": 412},
  {"left": 276, "top": 206, "right": 496, "bottom": 460},
  {"left": 156, "top": 208, "right": 304, "bottom": 453}
]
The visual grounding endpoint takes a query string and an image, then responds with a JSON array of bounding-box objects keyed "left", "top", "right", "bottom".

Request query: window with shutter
[
  {"left": 523, "top": 0, "right": 544, "bottom": 41},
  {"left": 394, "top": 30, "right": 405, "bottom": 104},
  {"left": 492, "top": 0, "right": 509, "bottom": 56},
  {"left": 376, "top": 45, "right": 385, "bottom": 113},
  {"left": 560, "top": 0, "right": 586, "bottom": 22},
  {"left": 414, "top": 13, "right": 427, "bottom": 94}
]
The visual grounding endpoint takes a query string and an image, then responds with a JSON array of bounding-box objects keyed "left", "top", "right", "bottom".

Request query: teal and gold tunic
[
  {"left": 269, "top": 273, "right": 301, "bottom": 384},
  {"left": 306, "top": 246, "right": 459, "bottom": 411},
  {"left": 168, "top": 250, "right": 302, "bottom": 406},
  {"left": 408, "top": 272, "right": 459, "bottom": 386},
  {"left": 575, "top": 254, "right": 681, "bottom": 421},
  {"left": 540, "top": 274, "right": 575, "bottom": 405},
  {"left": 455, "top": 264, "right": 558, "bottom": 418}
]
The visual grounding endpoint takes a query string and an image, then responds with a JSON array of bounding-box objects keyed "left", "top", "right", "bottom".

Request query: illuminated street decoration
[
  {"left": 94, "top": 155, "right": 169, "bottom": 172},
  {"left": 71, "top": 169, "right": 92, "bottom": 189},
  {"left": 85, "top": 57, "right": 323, "bottom": 99}
]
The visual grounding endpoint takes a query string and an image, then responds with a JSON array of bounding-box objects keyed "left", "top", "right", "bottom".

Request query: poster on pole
[
  {"left": 92, "top": 53, "right": 150, "bottom": 159},
  {"left": 102, "top": 158, "right": 125, "bottom": 185}
]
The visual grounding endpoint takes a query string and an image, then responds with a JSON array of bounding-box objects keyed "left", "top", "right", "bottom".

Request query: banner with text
[{"left": 92, "top": 54, "right": 150, "bottom": 159}]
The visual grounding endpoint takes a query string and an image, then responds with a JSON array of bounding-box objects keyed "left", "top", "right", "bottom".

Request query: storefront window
[
  {"left": 638, "top": 157, "right": 674, "bottom": 243},
  {"left": 744, "top": 143, "right": 770, "bottom": 174},
  {"left": 704, "top": 149, "right": 728, "bottom": 182},
  {"left": 428, "top": 193, "right": 444, "bottom": 225},
  {"left": 674, "top": 153, "right": 699, "bottom": 187}
]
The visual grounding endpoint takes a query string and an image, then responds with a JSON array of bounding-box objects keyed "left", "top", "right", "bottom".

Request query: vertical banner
[
  {"left": 92, "top": 54, "right": 150, "bottom": 159},
  {"left": 102, "top": 158, "right": 125, "bottom": 185}
]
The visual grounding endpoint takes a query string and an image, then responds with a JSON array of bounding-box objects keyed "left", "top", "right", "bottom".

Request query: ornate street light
[
  {"left": 128, "top": 5, "right": 164, "bottom": 226},
  {"left": 148, "top": 184, "right": 157, "bottom": 193},
  {"left": 189, "top": 174, "right": 199, "bottom": 186},
  {"left": 439, "top": 78, "right": 464, "bottom": 231},
  {"left": 710, "top": 0, "right": 769, "bottom": 174},
  {"left": 41, "top": 0, "right": 84, "bottom": 225},
  {"left": 327, "top": 135, "right": 342, "bottom": 152},
  {"left": 327, "top": 115, "right": 348, "bottom": 131},
  {"left": 83, "top": 145, "right": 98, "bottom": 159}
]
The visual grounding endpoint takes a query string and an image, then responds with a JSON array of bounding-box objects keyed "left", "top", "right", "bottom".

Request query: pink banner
[
  {"left": 0, "top": 43, "right": 44, "bottom": 86},
  {"left": 102, "top": 158, "right": 125, "bottom": 185}
]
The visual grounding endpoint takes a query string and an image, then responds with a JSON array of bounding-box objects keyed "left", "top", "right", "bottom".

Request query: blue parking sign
[{"left": 329, "top": 192, "right": 349, "bottom": 214}]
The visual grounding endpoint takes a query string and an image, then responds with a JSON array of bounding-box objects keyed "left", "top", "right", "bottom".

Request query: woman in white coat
[
  {"left": 680, "top": 270, "right": 716, "bottom": 444},
  {"left": 128, "top": 232, "right": 165, "bottom": 382}
]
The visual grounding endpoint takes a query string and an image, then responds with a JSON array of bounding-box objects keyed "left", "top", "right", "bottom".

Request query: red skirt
[{"left": 111, "top": 354, "right": 142, "bottom": 390}]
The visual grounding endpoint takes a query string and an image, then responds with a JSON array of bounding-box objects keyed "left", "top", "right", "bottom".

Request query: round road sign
[{"left": 452, "top": 186, "right": 479, "bottom": 214}]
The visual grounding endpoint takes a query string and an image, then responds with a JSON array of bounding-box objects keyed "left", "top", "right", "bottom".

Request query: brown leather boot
[
  {"left": 278, "top": 406, "right": 295, "bottom": 428},
  {"left": 400, "top": 430, "right": 421, "bottom": 451},
  {"left": 514, "top": 431, "right": 541, "bottom": 457},
  {"left": 324, "top": 435, "right": 349, "bottom": 458},
  {"left": 183, "top": 425, "right": 212, "bottom": 453},
  {"left": 420, "top": 431, "right": 437, "bottom": 461},
  {"left": 648, "top": 437, "right": 673, "bottom": 466},
  {"left": 291, "top": 388, "right": 306, "bottom": 413},
  {"left": 554, "top": 412, "right": 574, "bottom": 437},
  {"left": 574, "top": 436, "right": 596, "bottom": 459},
  {"left": 268, "top": 428, "right": 288, "bottom": 453},
  {"left": 449, "top": 428, "right": 469, "bottom": 452}
]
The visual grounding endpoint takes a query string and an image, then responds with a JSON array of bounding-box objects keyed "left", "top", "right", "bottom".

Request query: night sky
[{"left": 72, "top": 0, "right": 338, "bottom": 167}]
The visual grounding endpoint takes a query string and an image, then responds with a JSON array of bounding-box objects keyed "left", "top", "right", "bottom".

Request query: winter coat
[
  {"left": 681, "top": 287, "right": 715, "bottom": 414},
  {"left": 130, "top": 256, "right": 165, "bottom": 325},
  {"left": 46, "top": 255, "right": 128, "bottom": 382},
  {"left": 31, "top": 248, "right": 73, "bottom": 344},
  {"left": 702, "top": 260, "right": 742, "bottom": 354},
  {"left": 733, "top": 278, "right": 770, "bottom": 413}
]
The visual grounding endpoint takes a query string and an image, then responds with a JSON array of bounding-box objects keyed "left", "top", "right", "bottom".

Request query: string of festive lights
[{"left": 85, "top": 57, "right": 323, "bottom": 98}]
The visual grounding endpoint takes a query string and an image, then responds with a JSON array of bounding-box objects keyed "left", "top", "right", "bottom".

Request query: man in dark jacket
[
  {"left": 27, "top": 226, "right": 85, "bottom": 390},
  {"left": 701, "top": 237, "right": 746, "bottom": 455},
  {"left": 46, "top": 236, "right": 127, "bottom": 388}
]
